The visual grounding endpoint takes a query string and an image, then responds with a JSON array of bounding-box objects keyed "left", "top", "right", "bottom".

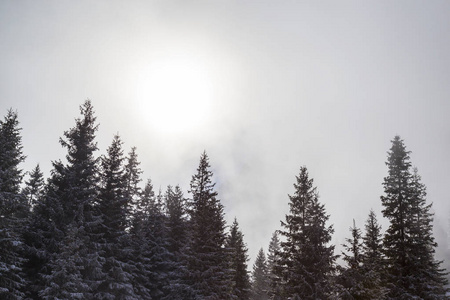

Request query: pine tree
[
  {"left": 408, "top": 168, "right": 448, "bottom": 298},
  {"left": 163, "top": 185, "right": 197, "bottom": 299},
  {"left": 97, "top": 134, "right": 136, "bottom": 299},
  {"left": 278, "top": 166, "right": 336, "bottom": 299},
  {"left": 0, "top": 109, "right": 27, "bottom": 299},
  {"left": 338, "top": 220, "right": 385, "bottom": 299},
  {"left": 187, "top": 151, "right": 232, "bottom": 299},
  {"left": 361, "top": 210, "right": 387, "bottom": 299},
  {"left": 251, "top": 248, "right": 270, "bottom": 300},
  {"left": 21, "top": 165, "right": 52, "bottom": 299},
  {"left": 123, "top": 146, "right": 142, "bottom": 226},
  {"left": 381, "top": 136, "right": 448, "bottom": 298},
  {"left": 226, "top": 218, "right": 251, "bottom": 300},
  {"left": 146, "top": 187, "right": 173, "bottom": 299},
  {"left": 362, "top": 210, "right": 383, "bottom": 269},
  {"left": 22, "top": 164, "right": 45, "bottom": 209},
  {"left": 23, "top": 179, "right": 65, "bottom": 299},
  {"left": 129, "top": 179, "right": 155, "bottom": 299},
  {"left": 43, "top": 100, "right": 104, "bottom": 298},
  {"left": 267, "top": 231, "right": 282, "bottom": 299},
  {"left": 39, "top": 224, "right": 88, "bottom": 300}
]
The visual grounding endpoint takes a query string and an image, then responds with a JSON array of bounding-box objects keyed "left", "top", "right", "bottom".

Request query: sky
[{"left": 1, "top": 0, "right": 450, "bottom": 267}]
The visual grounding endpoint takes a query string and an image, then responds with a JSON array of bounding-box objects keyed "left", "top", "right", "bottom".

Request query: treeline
[{"left": 0, "top": 100, "right": 448, "bottom": 299}]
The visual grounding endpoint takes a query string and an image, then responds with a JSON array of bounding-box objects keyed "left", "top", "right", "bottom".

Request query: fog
[{"left": 1, "top": 0, "right": 450, "bottom": 267}]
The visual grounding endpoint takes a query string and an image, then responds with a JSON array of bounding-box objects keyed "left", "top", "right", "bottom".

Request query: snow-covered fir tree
[
  {"left": 129, "top": 179, "right": 155, "bottom": 299},
  {"left": 123, "top": 146, "right": 142, "bottom": 225},
  {"left": 251, "top": 248, "right": 269, "bottom": 300},
  {"left": 337, "top": 219, "right": 386, "bottom": 299},
  {"left": 0, "top": 109, "right": 27, "bottom": 299},
  {"left": 164, "top": 185, "right": 195, "bottom": 298},
  {"left": 42, "top": 100, "right": 104, "bottom": 298},
  {"left": 22, "top": 164, "right": 45, "bottom": 209},
  {"left": 97, "top": 134, "right": 137, "bottom": 299},
  {"left": 361, "top": 209, "right": 387, "bottom": 299},
  {"left": 381, "top": 136, "right": 448, "bottom": 298},
  {"left": 187, "top": 151, "right": 233, "bottom": 299},
  {"left": 226, "top": 218, "right": 251, "bottom": 300},
  {"left": 267, "top": 231, "right": 282, "bottom": 299},
  {"left": 278, "top": 166, "right": 336, "bottom": 299}
]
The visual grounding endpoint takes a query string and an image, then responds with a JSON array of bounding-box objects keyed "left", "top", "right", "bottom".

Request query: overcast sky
[{"left": 1, "top": 0, "right": 450, "bottom": 266}]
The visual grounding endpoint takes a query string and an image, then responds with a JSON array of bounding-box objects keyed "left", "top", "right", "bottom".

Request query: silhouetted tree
[
  {"left": 0, "top": 109, "right": 27, "bottom": 299},
  {"left": 251, "top": 248, "right": 269, "bottom": 300},
  {"left": 226, "top": 218, "right": 251, "bottom": 300},
  {"left": 381, "top": 136, "right": 448, "bottom": 298},
  {"left": 187, "top": 152, "right": 232, "bottom": 299},
  {"left": 278, "top": 166, "right": 336, "bottom": 299}
]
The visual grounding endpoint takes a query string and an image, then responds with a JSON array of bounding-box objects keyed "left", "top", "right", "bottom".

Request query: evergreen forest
[{"left": 0, "top": 100, "right": 448, "bottom": 299}]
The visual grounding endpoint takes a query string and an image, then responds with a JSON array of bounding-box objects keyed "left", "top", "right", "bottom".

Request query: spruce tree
[
  {"left": 361, "top": 210, "right": 387, "bottom": 299},
  {"left": 97, "top": 134, "right": 136, "bottom": 299},
  {"left": 0, "top": 109, "right": 27, "bottom": 299},
  {"left": 164, "top": 185, "right": 196, "bottom": 298},
  {"left": 278, "top": 166, "right": 336, "bottom": 299},
  {"left": 338, "top": 220, "right": 385, "bottom": 299},
  {"left": 381, "top": 136, "right": 448, "bottom": 298},
  {"left": 43, "top": 100, "right": 104, "bottom": 298},
  {"left": 24, "top": 178, "right": 65, "bottom": 299},
  {"left": 22, "top": 164, "right": 45, "bottom": 209},
  {"left": 123, "top": 146, "right": 142, "bottom": 225},
  {"left": 251, "top": 248, "right": 270, "bottom": 300},
  {"left": 187, "top": 151, "right": 232, "bottom": 299},
  {"left": 226, "top": 218, "right": 251, "bottom": 300},
  {"left": 165, "top": 185, "right": 188, "bottom": 255},
  {"left": 267, "top": 231, "right": 282, "bottom": 299},
  {"left": 362, "top": 210, "right": 383, "bottom": 269},
  {"left": 39, "top": 224, "right": 87, "bottom": 300},
  {"left": 129, "top": 179, "right": 155, "bottom": 299}
]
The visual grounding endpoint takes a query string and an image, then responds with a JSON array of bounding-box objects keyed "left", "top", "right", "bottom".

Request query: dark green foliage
[
  {"left": 226, "top": 218, "right": 251, "bottom": 300},
  {"left": 22, "top": 164, "right": 45, "bottom": 208},
  {"left": 42, "top": 100, "right": 104, "bottom": 297},
  {"left": 267, "top": 231, "right": 282, "bottom": 299},
  {"left": 251, "top": 248, "right": 269, "bottom": 300},
  {"left": 278, "top": 166, "right": 336, "bottom": 299},
  {"left": 2, "top": 104, "right": 449, "bottom": 300},
  {"left": 187, "top": 151, "right": 233, "bottom": 299},
  {"left": 381, "top": 136, "right": 448, "bottom": 298},
  {"left": 97, "top": 134, "right": 136, "bottom": 299},
  {"left": 0, "top": 109, "right": 27, "bottom": 299},
  {"left": 164, "top": 185, "right": 195, "bottom": 298},
  {"left": 338, "top": 220, "right": 386, "bottom": 299}
]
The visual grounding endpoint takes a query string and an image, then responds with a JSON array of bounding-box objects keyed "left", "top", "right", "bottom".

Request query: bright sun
[{"left": 136, "top": 58, "right": 213, "bottom": 134}]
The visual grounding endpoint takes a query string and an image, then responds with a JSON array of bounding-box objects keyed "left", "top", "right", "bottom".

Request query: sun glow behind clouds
[{"left": 135, "top": 57, "right": 213, "bottom": 135}]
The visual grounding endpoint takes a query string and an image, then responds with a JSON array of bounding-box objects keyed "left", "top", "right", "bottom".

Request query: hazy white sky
[{"left": 1, "top": 0, "right": 450, "bottom": 265}]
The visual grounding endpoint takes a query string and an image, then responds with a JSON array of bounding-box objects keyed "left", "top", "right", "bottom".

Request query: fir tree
[
  {"left": 251, "top": 248, "right": 269, "bottom": 300},
  {"left": 165, "top": 185, "right": 188, "bottom": 255},
  {"left": 97, "top": 134, "right": 136, "bottom": 299},
  {"left": 226, "top": 218, "right": 251, "bottom": 300},
  {"left": 187, "top": 151, "right": 232, "bottom": 299},
  {"left": 362, "top": 210, "right": 383, "bottom": 269},
  {"left": 267, "top": 231, "right": 282, "bottom": 299},
  {"left": 381, "top": 136, "right": 448, "bottom": 298},
  {"left": 43, "top": 100, "right": 104, "bottom": 298},
  {"left": 39, "top": 224, "right": 87, "bottom": 300},
  {"left": 338, "top": 220, "right": 385, "bottom": 299},
  {"left": 278, "top": 166, "right": 336, "bottom": 299},
  {"left": 22, "top": 164, "right": 45, "bottom": 209},
  {"left": 361, "top": 210, "right": 387, "bottom": 299},
  {"left": 0, "top": 109, "right": 27, "bottom": 299},
  {"left": 23, "top": 179, "right": 65, "bottom": 299},
  {"left": 129, "top": 179, "right": 155, "bottom": 299},
  {"left": 123, "top": 146, "right": 142, "bottom": 225}
]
